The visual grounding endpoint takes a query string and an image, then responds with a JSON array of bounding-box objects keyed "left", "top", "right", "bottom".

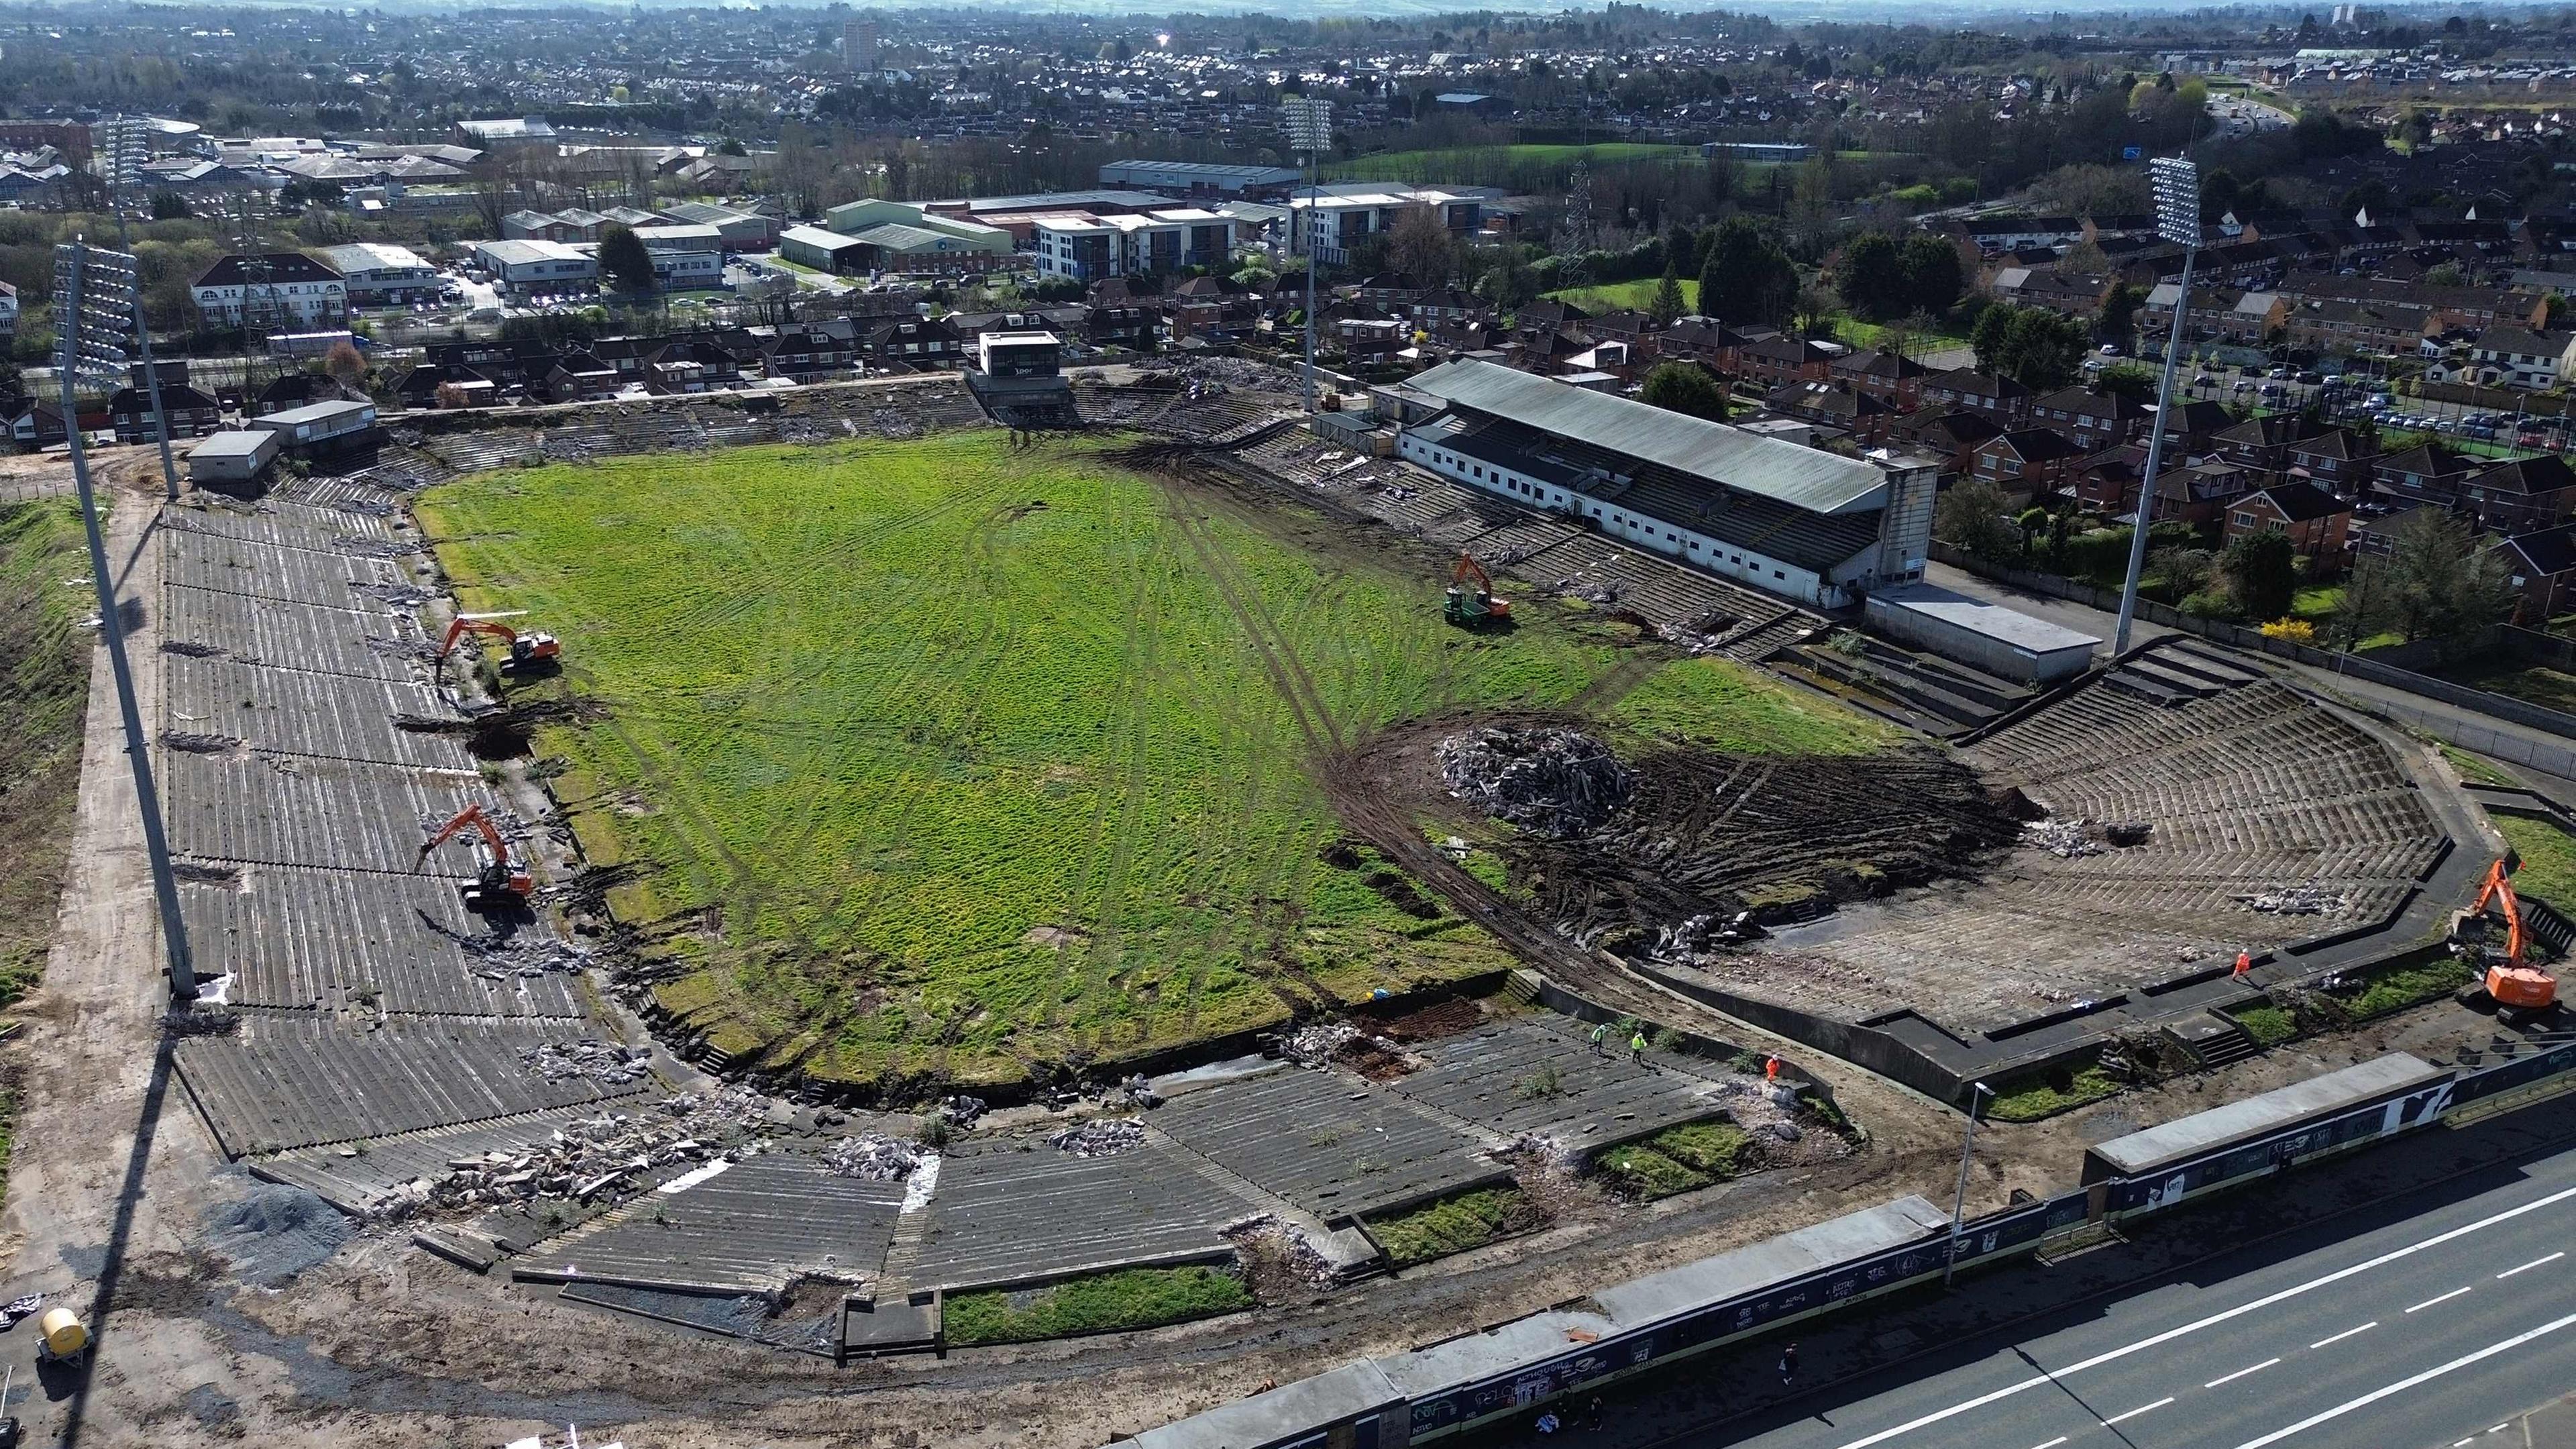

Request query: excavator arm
[
  {"left": 435, "top": 616, "right": 519, "bottom": 663},
  {"left": 1452, "top": 553, "right": 1496, "bottom": 594},
  {"left": 2469, "top": 857, "right": 2554, "bottom": 1012},
  {"left": 415, "top": 804, "right": 510, "bottom": 867}
]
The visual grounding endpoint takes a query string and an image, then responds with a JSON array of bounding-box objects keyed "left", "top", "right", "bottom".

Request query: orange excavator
[
  {"left": 2457, "top": 858, "right": 2559, "bottom": 1021},
  {"left": 435, "top": 616, "right": 561, "bottom": 674},
  {"left": 1444, "top": 552, "right": 1513, "bottom": 631},
  {"left": 416, "top": 804, "right": 533, "bottom": 911}
]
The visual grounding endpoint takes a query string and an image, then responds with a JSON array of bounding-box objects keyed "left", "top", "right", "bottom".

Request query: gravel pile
[{"left": 204, "top": 1183, "right": 353, "bottom": 1285}]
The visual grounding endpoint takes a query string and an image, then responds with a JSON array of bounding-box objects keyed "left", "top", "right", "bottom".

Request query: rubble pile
[
  {"left": 2023, "top": 818, "right": 2102, "bottom": 858},
  {"left": 820, "top": 1135, "right": 923, "bottom": 1181},
  {"left": 1278, "top": 1020, "right": 1358, "bottom": 1067},
  {"left": 1439, "top": 726, "right": 1633, "bottom": 839},
  {"left": 458, "top": 930, "right": 592, "bottom": 979},
  {"left": 1550, "top": 577, "right": 1619, "bottom": 606},
  {"left": 2235, "top": 884, "right": 2347, "bottom": 915},
  {"left": 401, "top": 1089, "right": 773, "bottom": 1216},
  {"left": 1049, "top": 1118, "right": 1146, "bottom": 1157},
  {"left": 1224, "top": 1216, "right": 1341, "bottom": 1289},
  {"left": 521, "top": 1038, "right": 655, "bottom": 1085},
  {"left": 2021, "top": 816, "right": 2151, "bottom": 859},
  {"left": 939, "top": 1095, "right": 989, "bottom": 1128}
]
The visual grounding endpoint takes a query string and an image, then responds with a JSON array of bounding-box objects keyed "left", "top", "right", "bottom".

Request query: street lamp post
[
  {"left": 54, "top": 240, "right": 197, "bottom": 1002},
  {"left": 1283, "top": 96, "right": 1333, "bottom": 414},
  {"left": 2111, "top": 155, "right": 2204, "bottom": 655},
  {"left": 1944, "top": 1080, "right": 1992, "bottom": 1287}
]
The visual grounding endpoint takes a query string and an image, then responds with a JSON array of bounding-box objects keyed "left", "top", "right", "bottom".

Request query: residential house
[
  {"left": 1970, "top": 427, "right": 2089, "bottom": 504},
  {"left": 1917, "top": 368, "right": 2032, "bottom": 423},
  {"left": 253, "top": 374, "right": 364, "bottom": 416},
  {"left": 2284, "top": 298, "right": 2436, "bottom": 357},
  {"left": 2470, "top": 326, "right": 2567, "bottom": 390},
  {"left": 1764, "top": 381, "right": 1894, "bottom": 443},
  {"left": 0, "top": 280, "right": 16, "bottom": 341},
  {"left": 2149, "top": 398, "right": 2237, "bottom": 452},
  {"left": 7, "top": 398, "right": 67, "bottom": 447},
  {"left": 1988, "top": 268, "right": 2114, "bottom": 317},
  {"left": 1735, "top": 335, "right": 1835, "bottom": 388},
  {"left": 1656, "top": 316, "right": 1750, "bottom": 374},
  {"left": 2284, "top": 428, "right": 2377, "bottom": 492},
  {"left": 2459, "top": 454, "right": 2576, "bottom": 533},
  {"left": 2373, "top": 442, "right": 2481, "bottom": 508},
  {"left": 642, "top": 339, "right": 742, "bottom": 394},
  {"left": 759, "top": 325, "right": 859, "bottom": 381},
  {"left": 2225, "top": 482, "right": 2355, "bottom": 576},
  {"left": 108, "top": 384, "right": 221, "bottom": 443},
  {"left": 2145, "top": 457, "right": 2264, "bottom": 527},
  {"left": 2210, "top": 414, "right": 2325, "bottom": 473},
  {"left": 2030, "top": 386, "right": 2149, "bottom": 450},
  {"left": 537, "top": 353, "right": 619, "bottom": 403},
  {"left": 1892, "top": 409, "right": 2004, "bottom": 478},
  {"left": 1829, "top": 350, "right": 1927, "bottom": 407},
  {"left": 860, "top": 315, "right": 963, "bottom": 370},
  {"left": 2496, "top": 523, "right": 2576, "bottom": 621},
  {"left": 1084, "top": 279, "right": 1159, "bottom": 351}
]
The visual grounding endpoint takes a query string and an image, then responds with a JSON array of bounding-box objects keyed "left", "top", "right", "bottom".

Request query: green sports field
[{"left": 419, "top": 431, "right": 1893, "bottom": 1089}]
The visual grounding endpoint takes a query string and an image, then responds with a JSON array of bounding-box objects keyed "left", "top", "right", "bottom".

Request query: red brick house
[
  {"left": 2225, "top": 480, "right": 2354, "bottom": 577},
  {"left": 2030, "top": 386, "right": 2149, "bottom": 451},
  {"left": 1971, "top": 427, "right": 2089, "bottom": 504},
  {"left": 1917, "top": 368, "right": 2032, "bottom": 423},
  {"left": 2496, "top": 522, "right": 2576, "bottom": 621},
  {"left": 2459, "top": 454, "right": 2576, "bottom": 533}
]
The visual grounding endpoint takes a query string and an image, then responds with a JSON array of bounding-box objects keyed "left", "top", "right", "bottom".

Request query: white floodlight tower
[
  {"left": 54, "top": 240, "right": 197, "bottom": 1002},
  {"left": 2112, "top": 156, "right": 2203, "bottom": 655},
  {"left": 1283, "top": 96, "right": 1333, "bottom": 413}
]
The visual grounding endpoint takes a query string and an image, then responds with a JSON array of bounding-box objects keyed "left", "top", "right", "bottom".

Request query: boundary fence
[{"left": 1120, "top": 1040, "right": 2576, "bottom": 1449}]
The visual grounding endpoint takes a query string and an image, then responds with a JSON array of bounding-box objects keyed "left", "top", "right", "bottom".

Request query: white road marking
[
  {"left": 2406, "top": 1287, "right": 2473, "bottom": 1313},
  {"left": 2104, "top": 1397, "right": 2174, "bottom": 1426},
  {"left": 2497, "top": 1252, "right": 2563, "bottom": 1279},
  {"left": 2229, "top": 1308, "right": 2576, "bottom": 1448},
  {"left": 2027, "top": 1439, "right": 2068, "bottom": 1449},
  {"left": 1826, "top": 1181, "right": 2576, "bottom": 1449},
  {"left": 2310, "top": 1322, "right": 2377, "bottom": 1348},
  {"left": 2206, "top": 1358, "right": 2281, "bottom": 1387}
]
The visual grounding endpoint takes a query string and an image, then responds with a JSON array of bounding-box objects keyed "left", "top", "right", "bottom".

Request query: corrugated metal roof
[{"left": 1406, "top": 358, "right": 1888, "bottom": 515}]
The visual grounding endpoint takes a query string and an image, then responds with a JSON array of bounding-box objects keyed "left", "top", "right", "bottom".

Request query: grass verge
[
  {"left": 1596, "top": 1118, "right": 1754, "bottom": 1200},
  {"left": 1368, "top": 1185, "right": 1543, "bottom": 1266},
  {"left": 1611, "top": 656, "right": 1902, "bottom": 756},
  {"left": 941, "top": 1265, "right": 1251, "bottom": 1346},
  {"left": 0, "top": 500, "right": 97, "bottom": 1203},
  {"left": 2229, "top": 1003, "right": 2298, "bottom": 1047},
  {"left": 2443, "top": 743, "right": 2520, "bottom": 788},
  {"left": 2335, "top": 953, "right": 2477, "bottom": 1020},
  {"left": 2498, "top": 814, "right": 2576, "bottom": 909},
  {"left": 1987, "top": 1065, "right": 2123, "bottom": 1122},
  {"left": 1545, "top": 278, "right": 1697, "bottom": 315}
]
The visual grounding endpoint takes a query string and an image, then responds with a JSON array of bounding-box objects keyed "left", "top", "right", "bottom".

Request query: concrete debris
[
  {"left": 1550, "top": 577, "right": 1620, "bottom": 605},
  {"left": 204, "top": 1181, "right": 354, "bottom": 1286},
  {"left": 1758, "top": 1120, "right": 1804, "bottom": 1142},
  {"left": 2022, "top": 816, "right": 2151, "bottom": 859},
  {"left": 1642, "top": 911, "right": 1766, "bottom": 966},
  {"left": 0, "top": 1295, "right": 42, "bottom": 1330},
  {"left": 2022, "top": 818, "right": 2101, "bottom": 857},
  {"left": 1499, "top": 1130, "right": 1581, "bottom": 1173},
  {"left": 820, "top": 1134, "right": 922, "bottom": 1180},
  {"left": 1439, "top": 726, "right": 1633, "bottom": 839},
  {"left": 357, "top": 582, "right": 436, "bottom": 608},
  {"left": 1116, "top": 1073, "right": 1163, "bottom": 1109},
  {"left": 455, "top": 928, "right": 592, "bottom": 978},
  {"left": 939, "top": 1095, "right": 988, "bottom": 1128},
  {"left": 1278, "top": 1020, "right": 1358, "bottom": 1067},
  {"left": 1048, "top": 1118, "right": 1146, "bottom": 1157},
  {"left": 365, "top": 635, "right": 441, "bottom": 662},
  {"left": 163, "top": 1007, "right": 242, "bottom": 1035},
  {"left": 520, "top": 1038, "right": 654, "bottom": 1085},
  {"left": 2235, "top": 885, "right": 2346, "bottom": 915},
  {"left": 161, "top": 640, "right": 225, "bottom": 659},
  {"left": 1224, "top": 1215, "right": 1340, "bottom": 1289},
  {"left": 160, "top": 730, "right": 241, "bottom": 753},
  {"left": 398, "top": 1088, "right": 775, "bottom": 1218},
  {"left": 333, "top": 535, "right": 422, "bottom": 559}
]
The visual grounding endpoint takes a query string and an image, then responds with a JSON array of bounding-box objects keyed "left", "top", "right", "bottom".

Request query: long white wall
[{"left": 1396, "top": 426, "right": 1847, "bottom": 607}]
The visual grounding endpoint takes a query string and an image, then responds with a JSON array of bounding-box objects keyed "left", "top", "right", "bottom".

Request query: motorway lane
[{"left": 1701, "top": 1145, "right": 2576, "bottom": 1449}]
